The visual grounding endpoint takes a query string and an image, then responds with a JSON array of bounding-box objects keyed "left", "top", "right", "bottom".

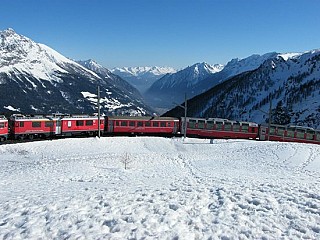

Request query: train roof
[
  {"left": 186, "top": 117, "right": 259, "bottom": 126},
  {"left": 106, "top": 116, "right": 179, "bottom": 121},
  {"left": 261, "top": 123, "right": 319, "bottom": 131},
  {"left": 286, "top": 125, "right": 315, "bottom": 130},
  {"left": 10, "top": 114, "right": 99, "bottom": 120}
]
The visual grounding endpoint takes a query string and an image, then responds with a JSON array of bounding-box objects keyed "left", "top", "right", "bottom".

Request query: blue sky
[{"left": 1, "top": 0, "right": 320, "bottom": 69}]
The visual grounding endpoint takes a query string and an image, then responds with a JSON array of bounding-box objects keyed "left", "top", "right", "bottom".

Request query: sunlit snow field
[{"left": 0, "top": 137, "right": 320, "bottom": 239}]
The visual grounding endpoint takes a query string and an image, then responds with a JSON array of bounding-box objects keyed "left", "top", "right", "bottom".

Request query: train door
[
  {"left": 55, "top": 119, "right": 62, "bottom": 134},
  {"left": 108, "top": 120, "right": 114, "bottom": 133},
  {"left": 259, "top": 126, "right": 267, "bottom": 140},
  {"left": 173, "top": 121, "right": 178, "bottom": 134},
  {"left": 181, "top": 118, "right": 187, "bottom": 135}
]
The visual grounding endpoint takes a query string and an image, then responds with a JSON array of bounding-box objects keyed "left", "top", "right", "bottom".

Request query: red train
[
  {"left": 182, "top": 117, "right": 320, "bottom": 145},
  {"left": 0, "top": 115, "right": 8, "bottom": 142},
  {"left": 105, "top": 116, "right": 179, "bottom": 135},
  {"left": 9, "top": 114, "right": 104, "bottom": 140},
  {"left": 182, "top": 117, "right": 259, "bottom": 140},
  {"left": 0, "top": 114, "right": 319, "bottom": 145}
]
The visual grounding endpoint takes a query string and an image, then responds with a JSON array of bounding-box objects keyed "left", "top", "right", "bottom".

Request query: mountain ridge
[
  {"left": 0, "top": 29, "right": 153, "bottom": 115},
  {"left": 111, "top": 66, "right": 176, "bottom": 94},
  {"left": 164, "top": 49, "right": 320, "bottom": 129}
]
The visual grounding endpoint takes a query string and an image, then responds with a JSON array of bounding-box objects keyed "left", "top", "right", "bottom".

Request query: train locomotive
[{"left": 0, "top": 113, "right": 319, "bottom": 145}]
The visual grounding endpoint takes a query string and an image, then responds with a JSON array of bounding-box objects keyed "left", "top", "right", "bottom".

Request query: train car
[
  {"left": 59, "top": 114, "right": 104, "bottom": 136},
  {"left": 0, "top": 115, "right": 9, "bottom": 142},
  {"left": 9, "top": 114, "right": 57, "bottom": 140},
  {"left": 260, "top": 124, "right": 320, "bottom": 144},
  {"left": 105, "top": 116, "right": 180, "bottom": 135},
  {"left": 181, "top": 117, "right": 259, "bottom": 139}
]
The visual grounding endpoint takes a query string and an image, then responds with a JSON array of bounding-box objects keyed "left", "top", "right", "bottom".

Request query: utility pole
[
  {"left": 257, "top": 96, "right": 272, "bottom": 141},
  {"left": 268, "top": 99, "right": 272, "bottom": 141},
  {"left": 97, "top": 86, "right": 101, "bottom": 138},
  {"left": 184, "top": 93, "right": 187, "bottom": 139},
  {"left": 173, "top": 93, "right": 188, "bottom": 139}
]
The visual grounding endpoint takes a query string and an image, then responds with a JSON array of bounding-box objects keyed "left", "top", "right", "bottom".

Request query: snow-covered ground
[{"left": 0, "top": 137, "right": 319, "bottom": 239}]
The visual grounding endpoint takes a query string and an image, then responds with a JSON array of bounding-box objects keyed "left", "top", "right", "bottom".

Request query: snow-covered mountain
[
  {"left": 144, "top": 62, "right": 224, "bottom": 111},
  {"left": 111, "top": 66, "right": 176, "bottom": 94},
  {"left": 146, "top": 54, "right": 281, "bottom": 112},
  {"left": 165, "top": 50, "right": 320, "bottom": 129},
  {"left": 76, "top": 59, "right": 144, "bottom": 104},
  {"left": 0, "top": 29, "right": 153, "bottom": 115}
]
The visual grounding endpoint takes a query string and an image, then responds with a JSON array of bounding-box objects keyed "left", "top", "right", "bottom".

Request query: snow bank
[{"left": 0, "top": 137, "right": 319, "bottom": 239}]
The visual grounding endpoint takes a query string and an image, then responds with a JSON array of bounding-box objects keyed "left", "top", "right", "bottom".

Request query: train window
[
  {"left": 269, "top": 126, "right": 276, "bottom": 135},
  {"left": 277, "top": 127, "right": 285, "bottom": 136},
  {"left": 306, "top": 130, "right": 315, "bottom": 140},
  {"left": 167, "top": 122, "right": 171, "bottom": 127},
  {"left": 45, "top": 121, "right": 54, "bottom": 127},
  {"left": 145, "top": 122, "right": 151, "bottom": 127},
  {"left": 153, "top": 122, "right": 159, "bottom": 127},
  {"left": 233, "top": 123, "right": 240, "bottom": 131},
  {"left": 198, "top": 120, "right": 205, "bottom": 129},
  {"left": 316, "top": 132, "right": 320, "bottom": 141},
  {"left": 121, "top": 121, "right": 128, "bottom": 126},
  {"left": 287, "top": 128, "right": 295, "bottom": 137},
  {"left": 216, "top": 121, "right": 223, "bottom": 130},
  {"left": 206, "top": 121, "right": 214, "bottom": 129},
  {"left": 137, "top": 121, "right": 143, "bottom": 127},
  {"left": 100, "top": 120, "right": 104, "bottom": 125},
  {"left": 86, "top": 120, "right": 93, "bottom": 126},
  {"left": 160, "top": 122, "right": 166, "bottom": 127},
  {"left": 76, "top": 120, "right": 84, "bottom": 126},
  {"left": 0, "top": 123, "right": 4, "bottom": 128},
  {"left": 129, "top": 121, "right": 135, "bottom": 127},
  {"left": 188, "top": 120, "right": 196, "bottom": 129},
  {"left": 32, "top": 121, "right": 41, "bottom": 128},
  {"left": 20, "top": 122, "right": 24, "bottom": 127},
  {"left": 224, "top": 122, "right": 232, "bottom": 131},
  {"left": 241, "top": 124, "right": 249, "bottom": 132},
  {"left": 296, "top": 129, "right": 305, "bottom": 139}
]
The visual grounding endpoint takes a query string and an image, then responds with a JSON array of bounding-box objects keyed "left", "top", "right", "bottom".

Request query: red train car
[
  {"left": 9, "top": 114, "right": 57, "bottom": 140},
  {"left": 260, "top": 124, "right": 320, "bottom": 144},
  {"left": 0, "top": 115, "right": 8, "bottom": 141},
  {"left": 105, "top": 116, "right": 180, "bottom": 135},
  {"left": 181, "top": 117, "right": 259, "bottom": 139},
  {"left": 59, "top": 114, "right": 104, "bottom": 136}
]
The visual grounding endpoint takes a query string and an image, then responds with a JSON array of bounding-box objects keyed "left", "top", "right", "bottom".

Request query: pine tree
[{"left": 273, "top": 101, "right": 290, "bottom": 125}]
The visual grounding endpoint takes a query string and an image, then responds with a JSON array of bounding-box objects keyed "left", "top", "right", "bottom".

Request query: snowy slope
[
  {"left": 0, "top": 29, "right": 153, "bottom": 115},
  {"left": 0, "top": 137, "right": 320, "bottom": 239}
]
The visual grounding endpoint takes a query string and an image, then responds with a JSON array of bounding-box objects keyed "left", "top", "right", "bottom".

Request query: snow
[
  {"left": 3, "top": 105, "right": 20, "bottom": 112},
  {"left": 111, "top": 66, "right": 176, "bottom": 76},
  {"left": 278, "top": 52, "right": 302, "bottom": 61},
  {"left": 0, "top": 29, "right": 101, "bottom": 81},
  {"left": 81, "top": 91, "right": 97, "bottom": 99},
  {"left": 1, "top": 137, "right": 320, "bottom": 239}
]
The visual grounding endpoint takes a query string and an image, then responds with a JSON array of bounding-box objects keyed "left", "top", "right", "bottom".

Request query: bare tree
[{"left": 120, "top": 152, "right": 134, "bottom": 170}]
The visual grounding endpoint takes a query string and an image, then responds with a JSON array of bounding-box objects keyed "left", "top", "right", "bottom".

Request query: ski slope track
[{"left": 0, "top": 137, "right": 320, "bottom": 239}]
